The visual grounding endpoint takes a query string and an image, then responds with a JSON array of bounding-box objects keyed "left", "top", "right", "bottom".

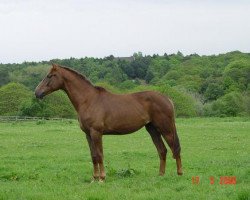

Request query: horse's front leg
[
  {"left": 89, "top": 128, "right": 106, "bottom": 181},
  {"left": 86, "top": 134, "right": 99, "bottom": 181}
]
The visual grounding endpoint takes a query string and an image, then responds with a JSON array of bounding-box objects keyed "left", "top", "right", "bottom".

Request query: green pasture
[{"left": 0, "top": 118, "right": 249, "bottom": 200}]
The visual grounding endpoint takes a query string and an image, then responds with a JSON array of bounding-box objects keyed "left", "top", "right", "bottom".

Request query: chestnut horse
[{"left": 35, "top": 64, "right": 182, "bottom": 181}]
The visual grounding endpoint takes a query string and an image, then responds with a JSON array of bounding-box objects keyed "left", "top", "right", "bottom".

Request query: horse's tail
[
  {"left": 172, "top": 123, "right": 181, "bottom": 159},
  {"left": 169, "top": 99, "right": 181, "bottom": 159}
]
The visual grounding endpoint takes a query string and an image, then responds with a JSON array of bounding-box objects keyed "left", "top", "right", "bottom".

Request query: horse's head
[{"left": 35, "top": 64, "right": 64, "bottom": 99}]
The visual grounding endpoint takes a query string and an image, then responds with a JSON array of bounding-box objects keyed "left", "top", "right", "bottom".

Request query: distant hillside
[{"left": 0, "top": 51, "right": 249, "bottom": 117}]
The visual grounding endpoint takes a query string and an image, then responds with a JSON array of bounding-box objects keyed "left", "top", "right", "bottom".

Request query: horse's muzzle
[{"left": 35, "top": 91, "right": 45, "bottom": 99}]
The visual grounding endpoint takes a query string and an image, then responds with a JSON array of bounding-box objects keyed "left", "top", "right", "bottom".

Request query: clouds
[{"left": 0, "top": 0, "right": 250, "bottom": 63}]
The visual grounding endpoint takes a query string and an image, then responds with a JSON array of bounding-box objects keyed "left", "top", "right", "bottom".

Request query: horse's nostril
[{"left": 35, "top": 91, "right": 45, "bottom": 99}]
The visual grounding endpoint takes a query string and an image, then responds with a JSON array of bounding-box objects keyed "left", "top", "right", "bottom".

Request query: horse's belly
[
  {"left": 103, "top": 113, "right": 149, "bottom": 135},
  {"left": 103, "top": 124, "right": 145, "bottom": 135}
]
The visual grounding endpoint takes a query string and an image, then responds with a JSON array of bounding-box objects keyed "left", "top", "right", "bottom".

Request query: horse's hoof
[
  {"left": 98, "top": 179, "right": 105, "bottom": 183},
  {"left": 99, "top": 176, "right": 105, "bottom": 183},
  {"left": 177, "top": 171, "right": 183, "bottom": 176},
  {"left": 159, "top": 172, "right": 165, "bottom": 176},
  {"left": 90, "top": 177, "right": 99, "bottom": 183}
]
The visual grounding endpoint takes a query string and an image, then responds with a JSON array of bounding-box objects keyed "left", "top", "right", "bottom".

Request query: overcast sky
[{"left": 0, "top": 0, "right": 250, "bottom": 63}]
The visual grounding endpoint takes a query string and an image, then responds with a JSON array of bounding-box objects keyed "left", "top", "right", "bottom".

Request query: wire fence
[{"left": 0, "top": 116, "right": 75, "bottom": 122}]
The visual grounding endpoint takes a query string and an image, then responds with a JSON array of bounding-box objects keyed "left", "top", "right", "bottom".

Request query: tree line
[{"left": 0, "top": 51, "right": 249, "bottom": 118}]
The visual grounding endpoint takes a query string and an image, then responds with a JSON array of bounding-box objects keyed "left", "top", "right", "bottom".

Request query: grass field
[{"left": 0, "top": 118, "right": 249, "bottom": 200}]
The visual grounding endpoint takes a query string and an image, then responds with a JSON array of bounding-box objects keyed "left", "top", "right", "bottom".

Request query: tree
[
  {"left": 223, "top": 60, "right": 250, "bottom": 91},
  {"left": 145, "top": 57, "right": 171, "bottom": 84},
  {"left": 0, "top": 66, "right": 10, "bottom": 86},
  {"left": 145, "top": 70, "right": 154, "bottom": 83},
  {"left": 8, "top": 64, "right": 50, "bottom": 90},
  {"left": 131, "top": 55, "right": 151, "bottom": 79},
  {"left": 204, "top": 82, "right": 224, "bottom": 101}
]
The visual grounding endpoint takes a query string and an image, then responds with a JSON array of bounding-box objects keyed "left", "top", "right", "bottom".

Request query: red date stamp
[
  {"left": 192, "top": 176, "right": 236, "bottom": 185},
  {"left": 219, "top": 176, "right": 236, "bottom": 185},
  {"left": 192, "top": 176, "right": 200, "bottom": 184}
]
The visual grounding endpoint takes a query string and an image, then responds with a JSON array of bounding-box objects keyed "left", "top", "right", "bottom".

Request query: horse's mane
[
  {"left": 94, "top": 86, "right": 107, "bottom": 92},
  {"left": 61, "top": 66, "right": 107, "bottom": 92},
  {"left": 61, "top": 66, "right": 92, "bottom": 85}
]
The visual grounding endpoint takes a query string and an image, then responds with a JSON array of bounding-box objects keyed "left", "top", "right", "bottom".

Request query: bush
[
  {"left": 0, "top": 82, "right": 32, "bottom": 115},
  {"left": 243, "top": 93, "right": 250, "bottom": 116},
  {"left": 95, "top": 82, "right": 122, "bottom": 93},
  {"left": 157, "top": 85, "right": 198, "bottom": 117},
  {"left": 117, "top": 80, "right": 138, "bottom": 90},
  {"left": 204, "top": 91, "right": 246, "bottom": 117},
  {"left": 20, "top": 91, "right": 76, "bottom": 118}
]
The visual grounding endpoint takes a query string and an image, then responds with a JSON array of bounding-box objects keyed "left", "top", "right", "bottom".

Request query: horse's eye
[{"left": 47, "top": 74, "right": 55, "bottom": 78}]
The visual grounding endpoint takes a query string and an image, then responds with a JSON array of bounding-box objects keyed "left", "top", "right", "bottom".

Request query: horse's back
[{"left": 132, "top": 91, "right": 174, "bottom": 114}]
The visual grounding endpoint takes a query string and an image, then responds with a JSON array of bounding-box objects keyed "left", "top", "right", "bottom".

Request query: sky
[{"left": 0, "top": 0, "right": 250, "bottom": 63}]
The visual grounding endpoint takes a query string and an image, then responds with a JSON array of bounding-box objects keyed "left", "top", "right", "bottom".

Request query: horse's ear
[{"left": 52, "top": 63, "right": 59, "bottom": 69}]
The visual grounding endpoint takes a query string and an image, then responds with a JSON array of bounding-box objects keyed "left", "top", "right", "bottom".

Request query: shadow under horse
[{"left": 35, "top": 64, "right": 183, "bottom": 181}]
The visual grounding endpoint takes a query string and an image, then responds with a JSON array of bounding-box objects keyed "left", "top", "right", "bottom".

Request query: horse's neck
[{"left": 61, "top": 72, "right": 96, "bottom": 112}]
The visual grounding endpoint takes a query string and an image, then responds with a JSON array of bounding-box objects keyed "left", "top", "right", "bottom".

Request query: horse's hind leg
[
  {"left": 145, "top": 123, "right": 167, "bottom": 176},
  {"left": 162, "top": 132, "right": 182, "bottom": 175},
  {"left": 159, "top": 122, "right": 183, "bottom": 176}
]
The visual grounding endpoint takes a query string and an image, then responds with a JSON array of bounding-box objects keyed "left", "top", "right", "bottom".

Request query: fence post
[{"left": 0, "top": 116, "right": 75, "bottom": 122}]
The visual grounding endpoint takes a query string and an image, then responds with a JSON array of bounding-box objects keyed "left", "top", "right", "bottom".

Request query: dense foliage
[
  {"left": 0, "top": 83, "right": 32, "bottom": 116},
  {"left": 0, "top": 51, "right": 249, "bottom": 117}
]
